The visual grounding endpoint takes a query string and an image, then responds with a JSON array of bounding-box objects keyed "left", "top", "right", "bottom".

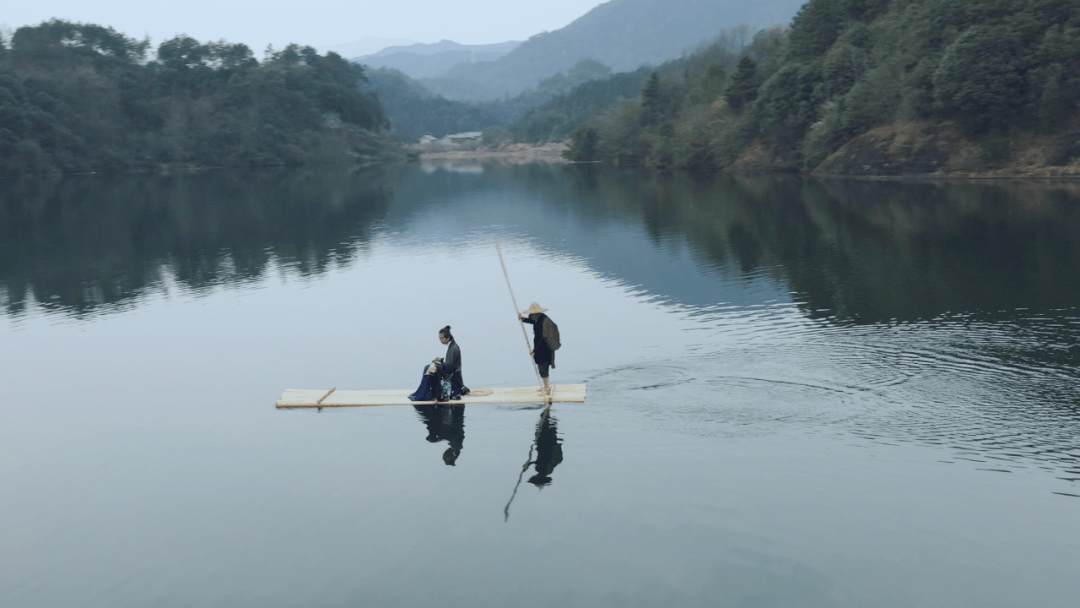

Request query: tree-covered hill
[
  {"left": 510, "top": 67, "right": 654, "bottom": 143},
  {"left": 566, "top": 0, "right": 1080, "bottom": 175},
  {"left": 511, "top": 26, "right": 751, "bottom": 146},
  {"left": 362, "top": 58, "right": 618, "bottom": 141},
  {"left": 0, "top": 20, "right": 398, "bottom": 176},
  {"left": 362, "top": 67, "right": 506, "bottom": 141}
]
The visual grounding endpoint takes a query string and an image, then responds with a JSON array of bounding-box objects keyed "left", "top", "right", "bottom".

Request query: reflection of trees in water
[
  {"left": 7, "top": 162, "right": 1080, "bottom": 330},
  {"left": 0, "top": 167, "right": 399, "bottom": 316},
  {"left": 552, "top": 167, "right": 1080, "bottom": 325}
]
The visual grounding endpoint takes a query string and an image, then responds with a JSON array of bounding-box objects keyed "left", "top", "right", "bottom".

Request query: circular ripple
[
  {"left": 584, "top": 357, "right": 867, "bottom": 438},
  {"left": 585, "top": 307, "right": 1080, "bottom": 481},
  {"left": 585, "top": 364, "right": 696, "bottom": 392}
]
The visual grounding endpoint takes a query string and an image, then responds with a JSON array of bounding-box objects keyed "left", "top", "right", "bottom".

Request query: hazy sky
[{"left": 4, "top": 1, "right": 607, "bottom": 54}]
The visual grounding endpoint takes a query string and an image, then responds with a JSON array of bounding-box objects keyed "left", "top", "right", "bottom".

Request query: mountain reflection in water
[
  {"left": 3, "top": 165, "right": 1078, "bottom": 468},
  {"left": 0, "top": 167, "right": 395, "bottom": 316},
  {"left": 4, "top": 166, "right": 1080, "bottom": 328},
  {"left": 3, "top": 164, "right": 1080, "bottom": 608}
]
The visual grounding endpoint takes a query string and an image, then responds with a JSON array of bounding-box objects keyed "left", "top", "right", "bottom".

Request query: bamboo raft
[{"left": 276, "top": 384, "right": 587, "bottom": 408}]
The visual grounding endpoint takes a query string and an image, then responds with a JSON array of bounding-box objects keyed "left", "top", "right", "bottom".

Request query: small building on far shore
[
  {"left": 415, "top": 132, "right": 483, "bottom": 149},
  {"left": 446, "top": 132, "right": 482, "bottom": 145}
]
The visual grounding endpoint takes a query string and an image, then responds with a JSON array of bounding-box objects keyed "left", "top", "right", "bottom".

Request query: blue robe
[{"left": 408, "top": 341, "right": 469, "bottom": 402}]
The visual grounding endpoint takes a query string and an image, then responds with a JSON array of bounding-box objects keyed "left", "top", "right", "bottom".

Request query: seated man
[{"left": 408, "top": 325, "right": 469, "bottom": 402}]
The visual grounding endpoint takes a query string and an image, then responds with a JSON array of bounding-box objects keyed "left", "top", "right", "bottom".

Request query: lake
[{"left": 2, "top": 163, "right": 1078, "bottom": 607}]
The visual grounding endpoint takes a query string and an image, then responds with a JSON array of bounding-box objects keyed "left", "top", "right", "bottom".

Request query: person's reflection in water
[
  {"left": 527, "top": 412, "right": 563, "bottom": 487},
  {"left": 413, "top": 404, "right": 465, "bottom": 465},
  {"left": 504, "top": 409, "right": 564, "bottom": 521}
]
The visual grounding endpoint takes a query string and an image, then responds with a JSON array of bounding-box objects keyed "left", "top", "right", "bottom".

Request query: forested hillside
[
  {"left": 0, "top": 20, "right": 396, "bottom": 176},
  {"left": 567, "top": 0, "right": 1080, "bottom": 175},
  {"left": 422, "top": 0, "right": 805, "bottom": 100},
  {"left": 362, "top": 68, "right": 506, "bottom": 141},
  {"left": 364, "top": 59, "right": 616, "bottom": 141},
  {"left": 511, "top": 67, "right": 654, "bottom": 142}
]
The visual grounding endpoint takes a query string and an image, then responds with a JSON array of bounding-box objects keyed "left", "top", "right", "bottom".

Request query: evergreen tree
[
  {"left": 565, "top": 125, "right": 600, "bottom": 161},
  {"left": 787, "top": 0, "right": 846, "bottom": 59},
  {"left": 1039, "top": 72, "right": 1067, "bottom": 132},
  {"left": 641, "top": 71, "right": 663, "bottom": 126},
  {"left": 932, "top": 25, "right": 1029, "bottom": 132},
  {"left": 725, "top": 56, "right": 758, "bottom": 111}
]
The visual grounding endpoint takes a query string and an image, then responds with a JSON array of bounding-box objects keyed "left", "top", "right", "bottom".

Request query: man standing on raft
[{"left": 519, "top": 302, "right": 560, "bottom": 394}]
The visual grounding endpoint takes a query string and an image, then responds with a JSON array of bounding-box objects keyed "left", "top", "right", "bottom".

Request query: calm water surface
[{"left": 2, "top": 163, "right": 1078, "bottom": 607}]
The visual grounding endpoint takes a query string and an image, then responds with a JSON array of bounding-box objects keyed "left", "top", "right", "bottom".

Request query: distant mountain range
[
  {"left": 319, "top": 36, "right": 417, "bottom": 59},
  {"left": 366, "top": 0, "right": 807, "bottom": 101},
  {"left": 363, "top": 40, "right": 522, "bottom": 59},
  {"left": 355, "top": 40, "right": 522, "bottom": 79}
]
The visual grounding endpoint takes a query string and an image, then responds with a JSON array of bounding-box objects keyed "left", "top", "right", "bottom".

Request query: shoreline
[
  {"left": 415, "top": 141, "right": 571, "bottom": 164},
  {"left": 8, "top": 151, "right": 1080, "bottom": 181},
  {"left": 738, "top": 167, "right": 1080, "bottom": 181},
  {"left": 413, "top": 140, "right": 1080, "bottom": 179}
]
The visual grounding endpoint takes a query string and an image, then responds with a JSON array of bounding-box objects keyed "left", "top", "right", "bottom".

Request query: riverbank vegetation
[
  {"left": 564, "top": 0, "right": 1080, "bottom": 174},
  {"left": 0, "top": 20, "right": 396, "bottom": 176}
]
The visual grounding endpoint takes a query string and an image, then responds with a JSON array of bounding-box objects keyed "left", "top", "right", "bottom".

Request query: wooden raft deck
[{"left": 276, "top": 384, "right": 587, "bottom": 408}]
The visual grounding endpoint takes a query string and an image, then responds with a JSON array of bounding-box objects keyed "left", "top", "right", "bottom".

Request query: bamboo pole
[
  {"left": 496, "top": 241, "right": 543, "bottom": 388},
  {"left": 316, "top": 388, "right": 335, "bottom": 405}
]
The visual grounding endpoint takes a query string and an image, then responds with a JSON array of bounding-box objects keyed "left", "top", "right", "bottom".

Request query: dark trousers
[{"left": 533, "top": 353, "right": 552, "bottom": 378}]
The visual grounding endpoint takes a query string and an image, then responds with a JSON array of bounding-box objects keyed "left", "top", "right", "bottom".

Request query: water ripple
[{"left": 589, "top": 306, "right": 1080, "bottom": 482}]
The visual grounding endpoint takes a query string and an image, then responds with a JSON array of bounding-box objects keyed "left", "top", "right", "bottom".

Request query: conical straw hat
[{"left": 522, "top": 302, "right": 548, "bottom": 315}]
